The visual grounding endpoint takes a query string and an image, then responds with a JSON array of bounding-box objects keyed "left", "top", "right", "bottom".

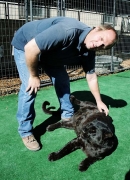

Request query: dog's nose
[{"left": 104, "top": 132, "right": 113, "bottom": 140}]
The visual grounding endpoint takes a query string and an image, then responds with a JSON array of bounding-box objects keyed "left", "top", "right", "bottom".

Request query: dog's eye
[{"left": 89, "top": 127, "right": 96, "bottom": 133}]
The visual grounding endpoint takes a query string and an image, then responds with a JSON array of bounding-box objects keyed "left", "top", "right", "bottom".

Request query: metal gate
[{"left": 0, "top": 0, "right": 130, "bottom": 95}]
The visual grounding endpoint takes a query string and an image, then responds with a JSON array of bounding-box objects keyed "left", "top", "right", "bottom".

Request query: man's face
[{"left": 84, "top": 27, "right": 116, "bottom": 51}]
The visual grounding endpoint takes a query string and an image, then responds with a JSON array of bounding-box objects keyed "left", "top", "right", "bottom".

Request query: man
[{"left": 11, "top": 16, "right": 118, "bottom": 151}]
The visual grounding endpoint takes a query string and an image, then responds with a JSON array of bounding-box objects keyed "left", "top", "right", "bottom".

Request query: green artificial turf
[{"left": 1, "top": 70, "right": 130, "bottom": 180}]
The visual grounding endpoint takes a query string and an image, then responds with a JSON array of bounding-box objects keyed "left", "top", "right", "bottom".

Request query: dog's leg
[
  {"left": 46, "top": 119, "right": 74, "bottom": 131},
  {"left": 48, "top": 138, "right": 80, "bottom": 161},
  {"left": 70, "top": 95, "right": 97, "bottom": 108},
  {"left": 79, "top": 157, "right": 100, "bottom": 172}
]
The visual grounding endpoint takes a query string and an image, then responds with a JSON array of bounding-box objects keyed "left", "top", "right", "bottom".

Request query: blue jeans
[{"left": 14, "top": 48, "right": 74, "bottom": 137}]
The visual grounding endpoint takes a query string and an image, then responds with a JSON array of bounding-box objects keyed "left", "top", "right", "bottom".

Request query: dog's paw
[
  {"left": 70, "top": 95, "right": 75, "bottom": 103},
  {"left": 46, "top": 125, "right": 55, "bottom": 131},
  {"left": 48, "top": 152, "right": 57, "bottom": 161},
  {"left": 78, "top": 164, "right": 88, "bottom": 172},
  {"left": 78, "top": 161, "right": 90, "bottom": 172}
]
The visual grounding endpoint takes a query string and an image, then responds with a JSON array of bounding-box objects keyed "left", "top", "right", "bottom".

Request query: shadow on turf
[
  {"left": 125, "top": 170, "right": 130, "bottom": 180},
  {"left": 71, "top": 91, "right": 127, "bottom": 109},
  {"left": 33, "top": 90, "right": 127, "bottom": 148},
  {"left": 33, "top": 107, "right": 61, "bottom": 147}
]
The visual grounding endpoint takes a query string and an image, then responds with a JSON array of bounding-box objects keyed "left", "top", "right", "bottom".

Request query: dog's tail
[
  {"left": 42, "top": 101, "right": 56, "bottom": 115},
  {"left": 42, "top": 101, "right": 60, "bottom": 116}
]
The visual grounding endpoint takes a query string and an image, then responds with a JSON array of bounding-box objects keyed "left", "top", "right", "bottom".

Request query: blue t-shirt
[{"left": 11, "top": 17, "right": 95, "bottom": 74}]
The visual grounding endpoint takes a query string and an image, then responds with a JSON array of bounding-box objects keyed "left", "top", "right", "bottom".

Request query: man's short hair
[{"left": 97, "top": 24, "right": 118, "bottom": 49}]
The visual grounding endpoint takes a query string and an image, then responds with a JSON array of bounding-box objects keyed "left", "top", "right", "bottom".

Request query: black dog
[{"left": 42, "top": 95, "right": 118, "bottom": 172}]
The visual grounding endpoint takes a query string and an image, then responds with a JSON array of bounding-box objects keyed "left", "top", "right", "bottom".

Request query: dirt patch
[
  {"left": 1, "top": 60, "right": 130, "bottom": 96},
  {"left": 0, "top": 68, "right": 85, "bottom": 96},
  {"left": 120, "top": 59, "right": 130, "bottom": 68}
]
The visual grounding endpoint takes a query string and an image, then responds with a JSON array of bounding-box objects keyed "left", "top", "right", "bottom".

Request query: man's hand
[
  {"left": 96, "top": 101, "right": 109, "bottom": 116},
  {"left": 26, "top": 76, "right": 41, "bottom": 95}
]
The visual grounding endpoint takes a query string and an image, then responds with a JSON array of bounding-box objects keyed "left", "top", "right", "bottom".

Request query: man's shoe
[{"left": 22, "top": 134, "right": 40, "bottom": 151}]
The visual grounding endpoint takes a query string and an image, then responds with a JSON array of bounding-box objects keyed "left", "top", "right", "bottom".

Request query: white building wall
[{"left": 0, "top": 1, "right": 121, "bottom": 31}]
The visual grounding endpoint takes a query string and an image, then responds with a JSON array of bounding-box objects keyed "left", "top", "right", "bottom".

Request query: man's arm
[
  {"left": 24, "top": 38, "right": 41, "bottom": 95},
  {"left": 86, "top": 72, "right": 109, "bottom": 115}
]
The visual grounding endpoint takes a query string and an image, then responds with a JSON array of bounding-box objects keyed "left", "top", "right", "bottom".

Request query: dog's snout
[{"left": 103, "top": 132, "right": 113, "bottom": 140}]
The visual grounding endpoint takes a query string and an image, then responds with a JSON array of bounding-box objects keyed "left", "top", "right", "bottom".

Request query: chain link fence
[{"left": 0, "top": 0, "right": 130, "bottom": 95}]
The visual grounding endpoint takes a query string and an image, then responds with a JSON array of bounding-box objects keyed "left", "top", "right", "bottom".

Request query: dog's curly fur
[{"left": 42, "top": 95, "right": 118, "bottom": 172}]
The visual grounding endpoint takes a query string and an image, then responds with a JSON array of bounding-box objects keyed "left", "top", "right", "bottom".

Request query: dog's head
[{"left": 81, "top": 115, "right": 115, "bottom": 148}]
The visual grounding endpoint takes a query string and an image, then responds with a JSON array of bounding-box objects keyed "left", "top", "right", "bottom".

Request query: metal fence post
[
  {"left": 30, "top": 0, "right": 33, "bottom": 21},
  {"left": 111, "top": 0, "right": 116, "bottom": 72},
  {"left": 57, "top": 0, "right": 65, "bottom": 16},
  {"left": 57, "top": 0, "right": 60, "bottom": 16},
  {"left": 24, "top": 0, "right": 28, "bottom": 23},
  {"left": 78, "top": 10, "right": 80, "bottom": 21},
  {"left": 62, "top": 0, "right": 65, "bottom": 16}
]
